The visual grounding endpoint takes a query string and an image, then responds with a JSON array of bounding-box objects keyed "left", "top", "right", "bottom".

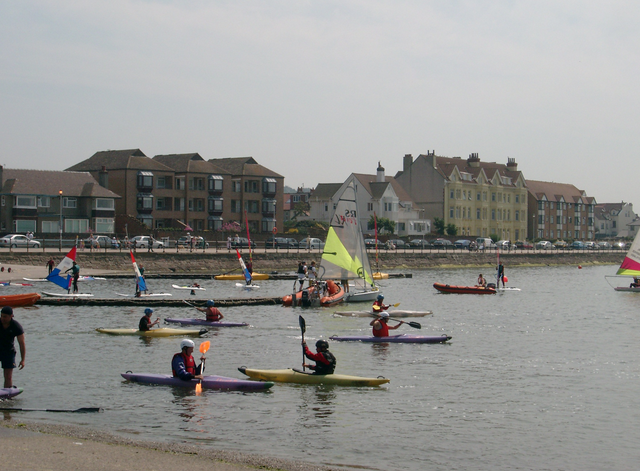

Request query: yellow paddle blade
[
  {"left": 372, "top": 305, "right": 381, "bottom": 311},
  {"left": 199, "top": 341, "right": 211, "bottom": 354},
  {"left": 195, "top": 382, "right": 202, "bottom": 394},
  {"left": 393, "top": 303, "right": 401, "bottom": 307}
]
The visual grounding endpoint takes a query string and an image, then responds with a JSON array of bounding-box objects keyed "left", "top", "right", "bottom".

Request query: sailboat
[
  {"left": 234, "top": 249, "right": 260, "bottom": 289},
  {"left": 42, "top": 247, "right": 94, "bottom": 298},
  {"left": 320, "top": 181, "right": 379, "bottom": 302},
  {"left": 116, "top": 251, "right": 172, "bottom": 297},
  {"left": 606, "top": 231, "right": 640, "bottom": 291}
]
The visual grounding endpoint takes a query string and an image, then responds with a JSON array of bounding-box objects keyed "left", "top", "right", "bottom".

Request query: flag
[{"left": 46, "top": 247, "right": 76, "bottom": 290}]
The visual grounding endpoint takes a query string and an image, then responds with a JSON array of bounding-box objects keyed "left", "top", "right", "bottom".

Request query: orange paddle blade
[
  {"left": 199, "top": 341, "right": 211, "bottom": 354},
  {"left": 195, "top": 382, "right": 202, "bottom": 394}
]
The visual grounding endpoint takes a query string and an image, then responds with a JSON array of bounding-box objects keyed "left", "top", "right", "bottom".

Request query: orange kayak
[{"left": 0, "top": 292, "right": 41, "bottom": 307}]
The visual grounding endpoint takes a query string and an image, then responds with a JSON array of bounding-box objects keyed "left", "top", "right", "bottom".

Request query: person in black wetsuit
[
  {"left": 139, "top": 308, "right": 160, "bottom": 331},
  {"left": 301, "top": 339, "right": 336, "bottom": 375}
]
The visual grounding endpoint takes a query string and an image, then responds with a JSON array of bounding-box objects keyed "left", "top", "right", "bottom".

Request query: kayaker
[
  {"left": 372, "top": 294, "right": 389, "bottom": 312},
  {"left": 497, "top": 263, "right": 505, "bottom": 288},
  {"left": 301, "top": 339, "right": 336, "bottom": 375},
  {"left": 0, "top": 306, "right": 26, "bottom": 388},
  {"left": 172, "top": 339, "right": 205, "bottom": 381},
  {"left": 297, "top": 261, "right": 307, "bottom": 290},
  {"left": 64, "top": 261, "right": 80, "bottom": 294},
  {"left": 370, "top": 312, "right": 403, "bottom": 338},
  {"left": 195, "top": 300, "right": 224, "bottom": 322},
  {"left": 190, "top": 282, "right": 200, "bottom": 295},
  {"left": 138, "top": 308, "right": 160, "bottom": 331},
  {"left": 477, "top": 274, "right": 487, "bottom": 287}
]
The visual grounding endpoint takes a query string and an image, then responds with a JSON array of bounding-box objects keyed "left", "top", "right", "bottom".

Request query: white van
[{"left": 475, "top": 238, "right": 496, "bottom": 250}]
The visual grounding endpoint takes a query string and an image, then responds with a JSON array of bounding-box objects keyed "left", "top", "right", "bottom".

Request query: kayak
[
  {"left": 164, "top": 318, "right": 249, "bottom": 327},
  {"left": 235, "top": 283, "right": 260, "bottom": 289},
  {"left": 23, "top": 278, "right": 47, "bottom": 282},
  {"left": 238, "top": 367, "right": 389, "bottom": 386},
  {"left": 0, "top": 293, "right": 41, "bottom": 307},
  {"left": 78, "top": 276, "right": 106, "bottom": 281},
  {"left": 0, "top": 387, "right": 23, "bottom": 399},
  {"left": 334, "top": 310, "right": 433, "bottom": 318},
  {"left": 42, "top": 292, "right": 94, "bottom": 298},
  {"left": 121, "top": 373, "right": 273, "bottom": 392},
  {"left": 115, "top": 293, "right": 173, "bottom": 297},
  {"left": 1, "top": 282, "right": 34, "bottom": 287},
  {"left": 330, "top": 334, "right": 452, "bottom": 344},
  {"left": 96, "top": 327, "right": 206, "bottom": 337},
  {"left": 172, "top": 284, "right": 206, "bottom": 291},
  {"left": 215, "top": 273, "right": 269, "bottom": 281},
  {"left": 433, "top": 283, "right": 496, "bottom": 294}
]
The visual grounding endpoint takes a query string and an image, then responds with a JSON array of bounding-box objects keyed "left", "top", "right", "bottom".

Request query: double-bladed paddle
[
  {"left": 299, "top": 315, "right": 306, "bottom": 372},
  {"left": 195, "top": 340, "right": 210, "bottom": 394}
]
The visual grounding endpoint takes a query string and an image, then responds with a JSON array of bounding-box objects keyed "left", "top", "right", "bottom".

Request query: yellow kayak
[
  {"left": 96, "top": 328, "right": 206, "bottom": 337},
  {"left": 214, "top": 273, "right": 269, "bottom": 281},
  {"left": 238, "top": 367, "right": 389, "bottom": 386},
  {"left": 372, "top": 272, "right": 389, "bottom": 280}
]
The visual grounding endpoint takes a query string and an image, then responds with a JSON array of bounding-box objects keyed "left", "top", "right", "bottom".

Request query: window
[
  {"left": 208, "top": 175, "right": 223, "bottom": 191},
  {"left": 137, "top": 195, "right": 153, "bottom": 210},
  {"left": 456, "top": 190, "right": 461, "bottom": 199},
  {"left": 477, "top": 192, "right": 481, "bottom": 201},
  {"left": 477, "top": 209, "right": 481, "bottom": 219},
  {"left": 189, "top": 177, "right": 205, "bottom": 191},
  {"left": 175, "top": 177, "right": 185, "bottom": 190},
  {"left": 208, "top": 198, "right": 223, "bottom": 212},
  {"left": 550, "top": 215, "right": 555, "bottom": 224},
  {"left": 492, "top": 193, "right": 496, "bottom": 202},
  {"left": 95, "top": 218, "right": 114, "bottom": 233},
  {"left": 245, "top": 200, "right": 259, "bottom": 213},
  {"left": 262, "top": 178, "right": 276, "bottom": 194},
  {"left": 261, "top": 218, "right": 276, "bottom": 232},
  {"left": 174, "top": 198, "right": 185, "bottom": 211},
  {"left": 41, "top": 221, "right": 60, "bottom": 233},
  {"left": 38, "top": 196, "right": 50, "bottom": 208},
  {"left": 63, "top": 197, "right": 77, "bottom": 209},
  {"left": 195, "top": 199, "right": 205, "bottom": 212},
  {"left": 13, "top": 219, "right": 36, "bottom": 232},
  {"left": 324, "top": 203, "right": 329, "bottom": 212},
  {"left": 15, "top": 196, "right": 36, "bottom": 208},
  {"left": 449, "top": 208, "right": 454, "bottom": 218},
  {"left": 245, "top": 180, "right": 259, "bottom": 193},
  {"left": 231, "top": 200, "right": 241, "bottom": 213},
  {"left": 188, "top": 199, "right": 194, "bottom": 211},
  {"left": 367, "top": 203, "right": 373, "bottom": 211},
  {"left": 207, "top": 217, "right": 223, "bottom": 230},
  {"left": 137, "top": 215, "right": 153, "bottom": 228},
  {"left": 450, "top": 189, "right": 454, "bottom": 199},
  {"left": 262, "top": 199, "right": 276, "bottom": 213},
  {"left": 492, "top": 209, "right": 496, "bottom": 220},
  {"left": 232, "top": 181, "right": 241, "bottom": 192},
  {"left": 65, "top": 219, "right": 89, "bottom": 233},
  {"left": 515, "top": 210, "right": 519, "bottom": 221},
  {"left": 137, "top": 172, "right": 153, "bottom": 188},
  {"left": 156, "top": 198, "right": 172, "bottom": 211},
  {"left": 93, "top": 198, "right": 115, "bottom": 210},
  {"left": 515, "top": 195, "right": 519, "bottom": 203},
  {"left": 157, "top": 177, "right": 171, "bottom": 189}
]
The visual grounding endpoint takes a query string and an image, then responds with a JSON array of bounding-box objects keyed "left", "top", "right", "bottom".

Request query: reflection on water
[{"left": 297, "top": 385, "right": 337, "bottom": 421}]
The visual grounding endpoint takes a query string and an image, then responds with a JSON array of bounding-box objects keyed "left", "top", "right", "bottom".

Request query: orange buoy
[
  {"left": 503, "top": 276, "right": 508, "bottom": 283},
  {"left": 578, "top": 265, "right": 582, "bottom": 269}
]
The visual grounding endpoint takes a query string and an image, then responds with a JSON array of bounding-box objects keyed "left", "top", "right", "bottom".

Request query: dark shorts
[{"left": 0, "top": 351, "right": 17, "bottom": 369}]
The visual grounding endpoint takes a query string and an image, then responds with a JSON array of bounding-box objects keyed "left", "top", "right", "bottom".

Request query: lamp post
[{"left": 59, "top": 190, "right": 63, "bottom": 251}]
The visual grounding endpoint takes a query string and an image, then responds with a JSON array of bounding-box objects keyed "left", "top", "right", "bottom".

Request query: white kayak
[
  {"left": 116, "top": 293, "right": 173, "bottom": 297},
  {"left": 42, "top": 291, "right": 95, "bottom": 298},
  {"left": 235, "top": 283, "right": 260, "bottom": 290},
  {"left": 334, "top": 309, "right": 433, "bottom": 318},
  {"left": 23, "top": 278, "right": 47, "bottom": 282},
  {"left": 497, "top": 287, "right": 521, "bottom": 291},
  {"left": 172, "top": 284, "right": 206, "bottom": 291}
]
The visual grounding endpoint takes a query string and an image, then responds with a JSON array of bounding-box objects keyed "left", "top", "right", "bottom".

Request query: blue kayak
[{"left": 329, "top": 334, "right": 452, "bottom": 344}]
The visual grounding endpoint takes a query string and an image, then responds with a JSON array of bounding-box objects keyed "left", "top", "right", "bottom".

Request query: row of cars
[{"left": 533, "top": 240, "right": 626, "bottom": 250}]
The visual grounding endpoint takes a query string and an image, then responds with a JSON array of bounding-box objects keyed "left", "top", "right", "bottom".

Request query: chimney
[
  {"left": 0, "top": 165, "right": 3, "bottom": 189},
  {"left": 376, "top": 161, "right": 385, "bottom": 182},
  {"left": 506, "top": 157, "right": 518, "bottom": 171},
  {"left": 467, "top": 152, "right": 480, "bottom": 168},
  {"left": 403, "top": 154, "right": 413, "bottom": 173},
  {"left": 98, "top": 166, "right": 109, "bottom": 188}
]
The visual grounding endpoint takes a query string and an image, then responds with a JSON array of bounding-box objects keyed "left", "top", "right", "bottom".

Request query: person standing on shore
[
  {"left": 0, "top": 306, "right": 25, "bottom": 388},
  {"left": 46, "top": 257, "right": 55, "bottom": 275}
]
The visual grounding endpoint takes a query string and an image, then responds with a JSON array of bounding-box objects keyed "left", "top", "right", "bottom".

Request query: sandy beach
[{"left": 0, "top": 420, "right": 332, "bottom": 471}]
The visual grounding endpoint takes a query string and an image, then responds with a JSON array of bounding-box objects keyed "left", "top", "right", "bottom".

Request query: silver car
[
  {"left": 299, "top": 238, "right": 325, "bottom": 249},
  {"left": 131, "top": 235, "right": 164, "bottom": 249},
  {"left": 0, "top": 234, "right": 41, "bottom": 248}
]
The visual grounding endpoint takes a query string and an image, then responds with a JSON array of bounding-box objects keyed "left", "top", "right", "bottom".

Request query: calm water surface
[{"left": 4, "top": 265, "right": 640, "bottom": 470}]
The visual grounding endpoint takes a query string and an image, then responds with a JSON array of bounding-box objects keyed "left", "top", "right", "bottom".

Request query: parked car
[
  {"left": 409, "top": 239, "right": 430, "bottom": 248},
  {"left": 0, "top": 234, "right": 41, "bottom": 248},
  {"left": 231, "top": 237, "right": 256, "bottom": 249},
  {"left": 454, "top": 239, "right": 472, "bottom": 249},
  {"left": 431, "top": 238, "right": 454, "bottom": 248},
  {"left": 536, "top": 240, "right": 555, "bottom": 250},
  {"left": 131, "top": 235, "right": 164, "bottom": 249},
  {"left": 475, "top": 238, "right": 496, "bottom": 250},
  {"left": 584, "top": 241, "right": 597, "bottom": 250},
  {"left": 496, "top": 240, "right": 511, "bottom": 250},
  {"left": 554, "top": 240, "right": 568, "bottom": 249},
  {"left": 514, "top": 240, "right": 534, "bottom": 249},
  {"left": 364, "top": 239, "right": 384, "bottom": 250},
  {"left": 387, "top": 239, "right": 407, "bottom": 249},
  {"left": 569, "top": 241, "right": 585, "bottom": 250},
  {"left": 84, "top": 235, "right": 118, "bottom": 248},
  {"left": 300, "top": 238, "right": 325, "bottom": 249},
  {"left": 265, "top": 237, "right": 298, "bottom": 249},
  {"left": 597, "top": 241, "right": 612, "bottom": 250},
  {"left": 177, "top": 236, "right": 209, "bottom": 248},
  {"left": 613, "top": 241, "right": 626, "bottom": 250}
]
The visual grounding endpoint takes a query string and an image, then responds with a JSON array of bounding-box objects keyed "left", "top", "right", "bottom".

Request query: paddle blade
[
  {"left": 195, "top": 382, "right": 203, "bottom": 395},
  {"left": 393, "top": 302, "right": 401, "bottom": 307},
  {"left": 372, "top": 305, "right": 381, "bottom": 311},
  {"left": 407, "top": 321, "right": 421, "bottom": 329},
  {"left": 298, "top": 315, "right": 306, "bottom": 334},
  {"left": 199, "top": 341, "right": 210, "bottom": 354}
]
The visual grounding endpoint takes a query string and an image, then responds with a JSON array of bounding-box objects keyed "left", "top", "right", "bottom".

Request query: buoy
[
  {"left": 0, "top": 267, "right": 3, "bottom": 272},
  {"left": 503, "top": 276, "right": 508, "bottom": 283},
  {"left": 7, "top": 268, "right": 11, "bottom": 273},
  {"left": 578, "top": 265, "right": 582, "bottom": 269}
]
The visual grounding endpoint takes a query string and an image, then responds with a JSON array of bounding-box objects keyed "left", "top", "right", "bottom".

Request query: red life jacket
[
  {"left": 172, "top": 352, "right": 196, "bottom": 377},
  {"left": 206, "top": 307, "right": 222, "bottom": 322},
  {"left": 373, "top": 319, "right": 389, "bottom": 337}
]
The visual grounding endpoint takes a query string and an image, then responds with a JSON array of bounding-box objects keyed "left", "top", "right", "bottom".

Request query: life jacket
[
  {"left": 298, "top": 264, "right": 306, "bottom": 275},
  {"left": 314, "top": 350, "right": 336, "bottom": 375},
  {"left": 206, "top": 307, "right": 222, "bottom": 322},
  {"left": 373, "top": 320, "right": 389, "bottom": 337},
  {"left": 172, "top": 352, "right": 196, "bottom": 377},
  {"left": 326, "top": 280, "right": 338, "bottom": 295}
]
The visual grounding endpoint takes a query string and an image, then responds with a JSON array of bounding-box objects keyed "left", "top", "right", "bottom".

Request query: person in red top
[
  {"left": 372, "top": 294, "right": 389, "bottom": 312},
  {"left": 171, "top": 339, "right": 205, "bottom": 381},
  {"left": 370, "top": 312, "right": 403, "bottom": 337},
  {"left": 301, "top": 339, "right": 336, "bottom": 375},
  {"left": 196, "top": 300, "right": 224, "bottom": 322}
]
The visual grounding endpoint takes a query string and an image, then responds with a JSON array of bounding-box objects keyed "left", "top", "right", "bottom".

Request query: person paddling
[
  {"left": 138, "top": 308, "right": 160, "bottom": 331},
  {"left": 172, "top": 339, "right": 205, "bottom": 381},
  {"left": 372, "top": 294, "right": 389, "bottom": 312},
  {"left": 195, "top": 300, "right": 224, "bottom": 322},
  {"left": 370, "top": 312, "right": 403, "bottom": 338},
  {"left": 301, "top": 339, "right": 336, "bottom": 375}
]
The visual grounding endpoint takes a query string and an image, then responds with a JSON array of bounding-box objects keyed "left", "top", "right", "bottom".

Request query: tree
[
  {"left": 291, "top": 201, "right": 310, "bottom": 220},
  {"left": 367, "top": 216, "right": 396, "bottom": 234},
  {"left": 446, "top": 224, "right": 458, "bottom": 236},
  {"left": 433, "top": 217, "right": 446, "bottom": 235}
]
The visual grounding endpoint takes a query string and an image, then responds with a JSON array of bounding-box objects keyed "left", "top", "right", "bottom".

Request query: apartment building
[
  {"left": 526, "top": 180, "right": 596, "bottom": 240},
  {"left": 395, "top": 152, "right": 528, "bottom": 241}
]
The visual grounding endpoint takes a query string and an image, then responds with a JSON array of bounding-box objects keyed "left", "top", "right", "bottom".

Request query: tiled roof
[
  {"left": 66, "top": 149, "right": 173, "bottom": 172},
  {"left": 352, "top": 173, "right": 415, "bottom": 203},
  {"left": 310, "top": 183, "right": 342, "bottom": 200},
  {"left": 153, "top": 154, "right": 230, "bottom": 175},
  {"left": 209, "top": 157, "right": 283, "bottom": 178},
  {"left": 1, "top": 169, "right": 121, "bottom": 198},
  {"left": 526, "top": 180, "right": 593, "bottom": 203}
]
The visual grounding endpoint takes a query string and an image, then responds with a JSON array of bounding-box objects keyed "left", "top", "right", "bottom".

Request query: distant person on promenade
[
  {"left": 46, "top": 257, "right": 55, "bottom": 275},
  {"left": 138, "top": 308, "right": 160, "bottom": 332},
  {"left": 195, "top": 300, "right": 224, "bottom": 322},
  {"left": 172, "top": 339, "right": 205, "bottom": 381},
  {"left": 0, "top": 306, "right": 26, "bottom": 388}
]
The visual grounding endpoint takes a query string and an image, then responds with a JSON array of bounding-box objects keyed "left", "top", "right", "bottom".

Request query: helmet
[
  {"left": 380, "top": 312, "right": 390, "bottom": 319},
  {"left": 376, "top": 294, "right": 384, "bottom": 301},
  {"left": 144, "top": 308, "right": 153, "bottom": 315},
  {"left": 180, "top": 339, "right": 195, "bottom": 350},
  {"left": 315, "top": 339, "right": 329, "bottom": 350},
  {"left": 1, "top": 306, "right": 13, "bottom": 316},
  {"left": 206, "top": 300, "right": 214, "bottom": 307}
]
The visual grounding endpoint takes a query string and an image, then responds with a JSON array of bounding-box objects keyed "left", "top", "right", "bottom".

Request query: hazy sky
[{"left": 2, "top": 1, "right": 639, "bottom": 204}]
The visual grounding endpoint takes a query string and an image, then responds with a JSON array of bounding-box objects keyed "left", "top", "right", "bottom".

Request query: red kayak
[
  {"left": 433, "top": 283, "right": 496, "bottom": 294},
  {"left": 0, "top": 293, "right": 41, "bottom": 307}
]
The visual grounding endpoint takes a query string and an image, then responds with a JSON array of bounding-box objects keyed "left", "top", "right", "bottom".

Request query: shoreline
[{"left": 1, "top": 419, "right": 334, "bottom": 471}]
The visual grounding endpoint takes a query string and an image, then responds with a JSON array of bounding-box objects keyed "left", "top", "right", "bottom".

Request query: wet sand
[{"left": 0, "top": 419, "right": 333, "bottom": 471}]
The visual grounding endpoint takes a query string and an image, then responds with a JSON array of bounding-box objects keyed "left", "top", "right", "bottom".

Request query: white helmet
[
  {"left": 380, "top": 312, "right": 390, "bottom": 318},
  {"left": 180, "top": 339, "right": 195, "bottom": 350}
]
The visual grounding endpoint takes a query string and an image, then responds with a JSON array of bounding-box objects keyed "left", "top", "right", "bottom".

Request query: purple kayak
[
  {"left": 0, "top": 387, "right": 23, "bottom": 399},
  {"left": 121, "top": 373, "right": 272, "bottom": 391},
  {"left": 329, "top": 334, "right": 452, "bottom": 344},
  {"left": 164, "top": 318, "right": 249, "bottom": 328}
]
